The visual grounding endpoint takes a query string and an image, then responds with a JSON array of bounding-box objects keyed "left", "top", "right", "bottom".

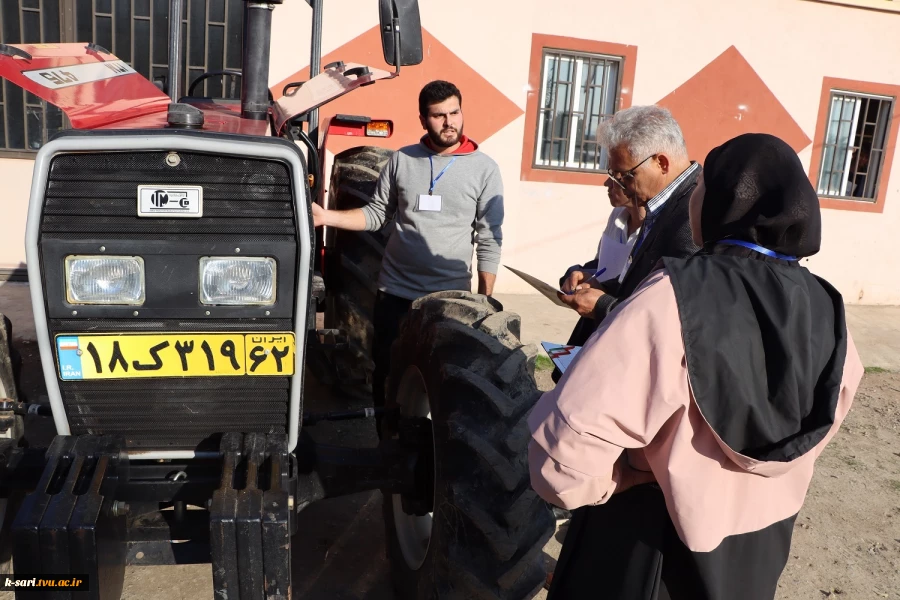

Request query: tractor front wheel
[
  {"left": 0, "top": 314, "right": 24, "bottom": 574},
  {"left": 383, "top": 292, "right": 554, "bottom": 599}
]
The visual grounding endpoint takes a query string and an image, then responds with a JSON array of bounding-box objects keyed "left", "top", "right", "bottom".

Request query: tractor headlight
[
  {"left": 65, "top": 256, "right": 146, "bottom": 305},
  {"left": 199, "top": 257, "right": 276, "bottom": 306}
]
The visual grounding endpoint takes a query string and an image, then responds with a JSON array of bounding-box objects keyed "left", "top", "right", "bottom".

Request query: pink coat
[{"left": 528, "top": 270, "right": 863, "bottom": 553}]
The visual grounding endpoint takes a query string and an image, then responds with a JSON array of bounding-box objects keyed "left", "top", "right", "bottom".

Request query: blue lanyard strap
[
  {"left": 717, "top": 239, "right": 798, "bottom": 261},
  {"left": 429, "top": 155, "right": 457, "bottom": 194},
  {"left": 631, "top": 211, "right": 657, "bottom": 256}
]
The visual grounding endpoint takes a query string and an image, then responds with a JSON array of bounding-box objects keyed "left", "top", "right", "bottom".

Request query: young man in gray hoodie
[{"left": 312, "top": 80, "right": 505, "bottom": 418}]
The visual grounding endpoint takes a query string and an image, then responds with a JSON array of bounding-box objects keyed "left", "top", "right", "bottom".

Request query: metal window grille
[
  {"left": 0, "top": 0, "right": 65, "bottom": 154},
  {"left": 0, "top": 0, "right": 243, "bottom": 155},
  {"left": 74, "top": 0, "right": 244, "bottom": 100},
  {"left": 534, "top": 49, "right": 622, "bottom": 173},
  {"left": 817, "top": 91, "right": 894, "bottom": 201}
]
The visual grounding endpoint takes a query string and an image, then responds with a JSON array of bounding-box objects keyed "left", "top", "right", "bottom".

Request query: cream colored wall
[
  {"left": 269, "top": 1, "right": 376, "bottom": 85},
  {"left": 1, "top": 0, "right": 897, "bottom": 306},
  {"left": 0, "top": 158, "right": 35, "bottom": 269},
  {"left": 451, "top": 0, "right": 900, "bottom": 303}
]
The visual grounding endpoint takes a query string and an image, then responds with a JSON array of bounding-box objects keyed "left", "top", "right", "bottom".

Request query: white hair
[{"left": 599, "top": 105, "right": 688, "bottom": 161}]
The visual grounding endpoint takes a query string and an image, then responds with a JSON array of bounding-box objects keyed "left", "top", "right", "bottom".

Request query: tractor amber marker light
[{"left": 365, "top": 121, "right": 391, "bottom": 137}]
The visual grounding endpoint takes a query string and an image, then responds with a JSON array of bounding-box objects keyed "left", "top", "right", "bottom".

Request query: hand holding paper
[
  {"left": 503, "top": 266, "right": 570, "bottom": 308},
  {"left": 561, "top": 267, "right": 607, "bottom": 294},
  {"left": 504, "top": 265, "right": 607, "bottom": 312},
  {"left": 558, "top": 286, "right": 606, "bottom": 317}
]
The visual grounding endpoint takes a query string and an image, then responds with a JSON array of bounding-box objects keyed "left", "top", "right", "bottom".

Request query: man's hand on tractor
[
  {"left": 311, "top": 202, "right": 326, "bottom": 228},
  {"left": 310, "top": 204, "right": 367, "bottom": 231},
  {"left": 558, "top": 285, "right": 604, "bottom": 318}
]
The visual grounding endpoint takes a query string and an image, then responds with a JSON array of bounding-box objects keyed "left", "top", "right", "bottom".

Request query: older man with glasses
[{"left": 557, "top": 105, "right": 702, "bottom": 343}]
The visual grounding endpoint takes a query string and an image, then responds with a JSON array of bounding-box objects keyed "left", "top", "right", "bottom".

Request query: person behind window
[
  {"left": 530, "top": 133, "right": 863, "bottom": 600},
  {"left": 850, "top": 146, "right": 870, "bottom": 198}
]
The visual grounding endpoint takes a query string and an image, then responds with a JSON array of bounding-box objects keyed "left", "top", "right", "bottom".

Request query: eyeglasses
[{"left": 607, "top": 154, "right": 656, "bottom": 189}]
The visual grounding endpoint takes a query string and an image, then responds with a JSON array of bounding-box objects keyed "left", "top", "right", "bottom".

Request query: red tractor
[{"left": 0, "top": 1, "right": 552, "bottom": 598}]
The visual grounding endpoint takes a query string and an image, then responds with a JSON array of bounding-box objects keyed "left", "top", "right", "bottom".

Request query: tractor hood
[
  {"left": 0, "top": 44, "right": 393, "bottom": 136},
  {"left": 0, "top": 43, "right": 171, "bottom": 129}
]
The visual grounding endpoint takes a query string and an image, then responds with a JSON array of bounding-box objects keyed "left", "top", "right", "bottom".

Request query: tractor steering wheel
[{"left": 187, "top": 70, "right": 274, "bottom": 103}]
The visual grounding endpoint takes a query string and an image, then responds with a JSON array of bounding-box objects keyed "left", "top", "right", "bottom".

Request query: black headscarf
[
  {"left": 700, "top": 133, "right": 821, "bottom": 258},
  {"left": 664, "top": 133, "right": 846, "bottom": 464}
]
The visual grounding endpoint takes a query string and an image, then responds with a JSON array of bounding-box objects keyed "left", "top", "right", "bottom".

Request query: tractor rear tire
[
  {"left": 383, "top": 292, "right": 554, "bottom": 599},
  {"left": 0, "top": 313, "right": 23, "bottom": 574},
  {"left": 324, "top": 146, "right": 393, "bottom": 392},
  {"left": 0, "top": 315, "right": 19, "bottom": 403}
]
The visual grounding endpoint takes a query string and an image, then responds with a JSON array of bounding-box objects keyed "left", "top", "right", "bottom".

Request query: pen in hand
[{"left": 565, "top": 267, "right": 606, "bottom": 295}]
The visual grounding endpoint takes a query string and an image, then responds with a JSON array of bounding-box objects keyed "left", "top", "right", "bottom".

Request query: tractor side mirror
[{"left": 379, "top": 0, "right": 423, "bottom": 69}]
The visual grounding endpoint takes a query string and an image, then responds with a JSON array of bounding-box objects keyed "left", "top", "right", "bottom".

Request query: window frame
[
  {"left": 0, "top": 0, "right": 67, "bottom": 158},
  {"left": 808, "top": 77, "right": 900, "bottom": 214},
  {"left": 532, "top": 49, "right": 623, "bottom": 174},
  {"left": 520, "top": 34, "right": 637, "bottom": 185},
  {"left": 816, "top": 90, "right": 893, "bottom": 201}
]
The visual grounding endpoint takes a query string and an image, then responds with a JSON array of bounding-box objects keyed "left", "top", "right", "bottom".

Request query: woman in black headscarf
[{"left": 529, "top": 133, "right": 863, "bottom": 600}]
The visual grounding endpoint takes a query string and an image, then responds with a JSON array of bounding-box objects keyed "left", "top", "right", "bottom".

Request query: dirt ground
[
  {"left": 1, "top": 337, "right": 897, "bottom": 599},
  {"left": 532, "top": 367, "right": 900, "bottom": 600}
]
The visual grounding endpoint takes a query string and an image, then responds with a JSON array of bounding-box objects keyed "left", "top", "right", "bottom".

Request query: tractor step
[
  {"left": 210, "top": 432, "right": 292, "bottom": 600},
  {"left": 11, "top": 435, "right": 128, "bottom": 600}
]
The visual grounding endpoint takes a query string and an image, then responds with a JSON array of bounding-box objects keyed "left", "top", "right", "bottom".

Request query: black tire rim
[{"left": 391, "top": 364, "right": 436, "bottom": 571}]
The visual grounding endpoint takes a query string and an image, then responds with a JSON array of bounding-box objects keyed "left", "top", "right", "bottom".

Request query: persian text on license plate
[{"left": 55, "top": 333, "right": 295, "bottom": 381}]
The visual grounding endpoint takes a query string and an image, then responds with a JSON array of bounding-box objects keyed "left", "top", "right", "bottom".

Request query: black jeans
[
  {"left": 548, "top": 485, "right": 671, "bottom": 600},
  {"left": 372, "top": 291, "right": 414, "bottom": 420}
]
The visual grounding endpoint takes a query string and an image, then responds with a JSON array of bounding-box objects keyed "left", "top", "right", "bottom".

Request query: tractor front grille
[
  {"left": 61, "top": 376, "right": 290, "bottom": 451},
  {"left": 40, "top": 150, "right": 299, "bottom": 451},
  {"left": 43, "top": 151, "right": 296, "bottom": 238}
]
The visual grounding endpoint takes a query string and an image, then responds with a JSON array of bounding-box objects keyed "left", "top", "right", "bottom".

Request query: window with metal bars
[
  {"left": 0, "top": 0, "right": 66, "bottom": 155},
  {"left": 0, "top": 0, "right": 243, "bottom": 156},
  {"left": 534, "top": 49, "right": 622, "bottom": 173},
  {"left": 817, "top": 90, "right": 894, "bottom": 201}
]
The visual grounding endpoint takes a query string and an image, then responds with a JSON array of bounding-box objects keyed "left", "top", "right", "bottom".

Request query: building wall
[
  {"left": 269, "top": 0, "right": 900, "bottom": 303},
  {"left": 1, "top": 0, "right": 898, "bottom": 304},
  {"left": 0, "top": 158, "right": 36, "bottom": 272}
]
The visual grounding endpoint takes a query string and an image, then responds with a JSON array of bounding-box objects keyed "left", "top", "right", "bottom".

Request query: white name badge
[{"left": 416, "top": 194, "right": 442, "bottom": 212}]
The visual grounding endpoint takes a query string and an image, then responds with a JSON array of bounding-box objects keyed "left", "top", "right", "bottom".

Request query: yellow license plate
[{"left": 55, "top": 332, "right": 295, "bottom": 380}]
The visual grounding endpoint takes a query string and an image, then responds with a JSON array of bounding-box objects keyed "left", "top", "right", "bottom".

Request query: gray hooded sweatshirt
[{"left": 360, "top": 136, "right": 504, "bottom": 300}]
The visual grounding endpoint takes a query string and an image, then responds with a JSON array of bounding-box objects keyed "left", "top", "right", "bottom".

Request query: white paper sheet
[{"left": 504, "top": 265, "right": 569, "bottom": 308}]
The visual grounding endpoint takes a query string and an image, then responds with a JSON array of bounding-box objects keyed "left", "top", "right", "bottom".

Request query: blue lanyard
[
  {"left": 429, "top": 155, "right": 457, "bottom": 194},
  {"left": 717, "top": 239, "right": 798, "bottom": 261},
  {"left": 631, "top": 211, "right": 657, "bottom": 256}
]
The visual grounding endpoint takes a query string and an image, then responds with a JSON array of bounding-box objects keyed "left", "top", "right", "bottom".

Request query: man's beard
[{"left": 427, "top": 124, "right": 463, "bottom": 148}]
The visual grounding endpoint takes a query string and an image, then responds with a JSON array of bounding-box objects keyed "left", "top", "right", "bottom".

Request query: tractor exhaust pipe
[
  {"left": 241, "top": 1, "right": 276, "bottom": 121},
  {"left": 167, "top": 0, "right": 184, "bottom": 102}
]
